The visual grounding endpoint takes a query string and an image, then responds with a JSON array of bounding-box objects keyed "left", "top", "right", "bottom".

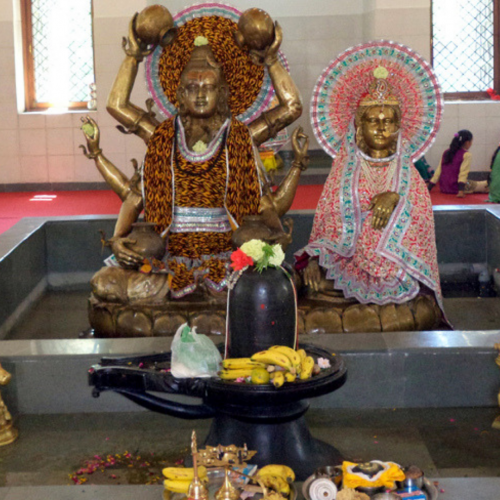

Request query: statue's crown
[{"left": 359, "top": 66, "right": 399, "bottom": 107}]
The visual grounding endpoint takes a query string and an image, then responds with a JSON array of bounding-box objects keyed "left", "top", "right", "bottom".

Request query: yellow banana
[
  {"left": 257, "top": 473, "right": 290, "bottom": 495},
  {"left": 300, "top": 356, "right": 315, "bottom": 380},
  {"left": 222, "top": 358, "right": 266, "bottom": 370},
  {"left": 258, "top": 464, "right": 296, "bottom": 482},
  {"left": 251, "top": 350, "right": 293, "bottom": 372},
  {"left": 271, "top": 371, "right": 285, "bottom": 388},
  {"left": 297, "top": 349, "right": 307, "bottom": 362},
  {"left": 162, "top": 466, "right": 207, "bottom": 480},
  {"left": 163, "top": 479, "right": 191, "bottom": 493},
  {"left": 269, "top": 345, "right": 301, "bottom": 369},
  {"left": 219, "top": 368, "right": 253, "bottom": 380},
  {"left": 284, "top": 371, "right": 296, "bottom": 383}
]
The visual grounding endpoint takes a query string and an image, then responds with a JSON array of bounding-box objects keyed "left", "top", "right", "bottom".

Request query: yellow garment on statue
[{"left": 341, "top": 461, "right": 405, "bottom": 490}]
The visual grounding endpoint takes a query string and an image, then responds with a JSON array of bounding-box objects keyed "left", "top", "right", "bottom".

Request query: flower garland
[{"left": 230, "top": 239, "right": 285, "bottom": 273}]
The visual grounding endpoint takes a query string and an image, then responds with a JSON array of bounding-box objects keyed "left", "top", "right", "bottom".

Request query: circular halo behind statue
[
  {"left": 310, "top": 40, "right": 443, "bottom": 160},
  {"left": 145, "top": 3, "right": 289, "bottom": 125}
]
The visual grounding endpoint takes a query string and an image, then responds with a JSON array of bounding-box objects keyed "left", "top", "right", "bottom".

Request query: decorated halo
[
  {"left": 145, "top": 2, "right": 289, "bottom": 127},
  {"left": 310, "top": 40, "right": 443, "bottom": 160}
]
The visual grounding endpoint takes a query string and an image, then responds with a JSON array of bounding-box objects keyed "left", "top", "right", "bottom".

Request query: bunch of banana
[
  {"left": 256, "top": 464, "right": 296, "bottom": 497},
  {"left": 219, "top": 347, "right": 318, "bottom": 386},
  {"left": 162, "top": 466, "right": 208, "bottom": 493},
  {"left": 253, "top": 346, "right": 317, "bottom": 385},
  {"left": 219, "top": 357, "right": 266, "bottom": 381}
]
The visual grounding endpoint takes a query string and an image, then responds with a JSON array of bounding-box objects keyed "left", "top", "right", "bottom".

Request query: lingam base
[{"left": 89, "top": 344, "right": 346, "bottom": 481}]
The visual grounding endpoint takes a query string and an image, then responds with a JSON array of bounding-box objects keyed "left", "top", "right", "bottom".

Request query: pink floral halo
[{"left": 310, "top": 40, "right": 443, "bottom": 160}]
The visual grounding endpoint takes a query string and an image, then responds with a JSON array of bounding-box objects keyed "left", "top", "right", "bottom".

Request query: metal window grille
[
  {"left": 30, "top": 0, "right": 94, "bottom": 106},
  {"left": 432, "top": 0, "right": 494, "bottom": 93}
]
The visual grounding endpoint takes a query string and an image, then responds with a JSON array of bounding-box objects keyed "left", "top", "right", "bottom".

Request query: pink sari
[{"left": 296, "top": 125, "right": 443, "bottom": 310}]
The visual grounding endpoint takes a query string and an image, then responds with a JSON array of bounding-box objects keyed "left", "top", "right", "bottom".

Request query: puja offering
[
  {"left": 164, "top": 432, "right": 297, "bottom": 500},
  {"left": 302, "top": 462, "right": 438, "bottom": 500},
  {"left": 219, "top": 345, "right": 331, "bottom": 387}
]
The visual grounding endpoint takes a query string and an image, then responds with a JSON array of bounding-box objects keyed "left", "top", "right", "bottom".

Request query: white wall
[{"left": 0, "top": 0, "right": 498, "bottom": 185}]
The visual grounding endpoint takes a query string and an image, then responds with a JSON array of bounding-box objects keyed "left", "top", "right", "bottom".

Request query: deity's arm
[
  {"left": 113, "top": 191, "right": 144, "bottom": 238},
  {"left": 248, "top": 24, "right": 302, "bottom": 147},
  {"left": 259, "top": 127, "right": 309, "bottom": 217},
  {"left": 80, "top": 116, "right": 140, "bottom": 201},
  {"left": 106, "top": 17, "right": 160, "bottom": 144}
]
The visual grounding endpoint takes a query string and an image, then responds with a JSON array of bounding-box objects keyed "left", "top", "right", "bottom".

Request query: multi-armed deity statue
[
  {"left": 296, "top": 41, "right": 446, "bottom": 333},
  {"left": 82, "top": 4, "right": 307, "bottom": 336}
]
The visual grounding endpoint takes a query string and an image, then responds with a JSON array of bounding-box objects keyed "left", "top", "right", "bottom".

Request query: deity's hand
[
  {"left": 369, "top": 191, "right": 400, "bottom": 230},
  {"left": 122, "top": 14, "right": 154, "bottom": 62},
  {"left": 109, "top": 236, "right": 143, "bottom": 269},
  {"left": 80, "top": 116, "right": 100, "bottom": 157},
  {"left": 303, "top": 258, "right": 322, "bottom": 292},
  {"left": 291, "top": 126, "right": 309, "bottom": 171}
]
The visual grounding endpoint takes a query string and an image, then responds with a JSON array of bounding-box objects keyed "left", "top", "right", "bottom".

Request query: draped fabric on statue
[
  {"left": 143, "top": 117, "right": 261, "bottom": 234},
  {"left": 295, "top": 124, "right": 444, "bottom": 311},
  {"left": 142, "top": 116, "right": 262, "bottom": 296}
]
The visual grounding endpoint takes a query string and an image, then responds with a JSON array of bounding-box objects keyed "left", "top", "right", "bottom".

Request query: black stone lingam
[{"left": 226, "top": 265, "right": 298, "bottom": 358}]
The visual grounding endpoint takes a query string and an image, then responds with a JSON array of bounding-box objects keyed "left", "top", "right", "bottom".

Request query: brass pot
[
  {"left": 135, "top": 5, "right": 176, "bottom": 47},
  {"left": 128, "top": 222, "right": 166, "bottom": 262},
  {"left": 236, "top": 8, "right": 275, "bottom": 51},
  {"left": 231, "top": 215, "right": 273, "bottom": 248}
]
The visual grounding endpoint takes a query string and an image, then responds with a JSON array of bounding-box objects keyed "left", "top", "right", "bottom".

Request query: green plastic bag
[{"left": 171, "top": 323, "right": 222, "bottom": 378}]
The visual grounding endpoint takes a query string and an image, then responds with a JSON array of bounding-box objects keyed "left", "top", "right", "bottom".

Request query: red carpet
[{"left": 0, "top": 185, "right": 492, "bottom": 235}]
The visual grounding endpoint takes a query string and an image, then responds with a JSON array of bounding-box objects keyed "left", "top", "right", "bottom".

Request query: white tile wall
[{"left": 0, "top": 0, "right": 499, "bottom": 184}]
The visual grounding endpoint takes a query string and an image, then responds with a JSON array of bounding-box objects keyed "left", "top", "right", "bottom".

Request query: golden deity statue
[
  {"left": 81, "top": 4, "right": 305, "bottom": 337},
  {"left": 296, "top": 42, "right": 446, "bottom": 333},
  {"left": 0, "top": 363, "right": 18, "bottom": 446}
]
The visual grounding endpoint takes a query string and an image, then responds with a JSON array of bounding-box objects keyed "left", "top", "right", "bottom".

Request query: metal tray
[{"left": 302, "top": 470, "right": 438, "bottom": 500}]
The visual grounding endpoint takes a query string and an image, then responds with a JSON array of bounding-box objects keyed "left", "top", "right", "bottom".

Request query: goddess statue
[
  {"left": 81, "top": 4, "right": 305, "bottom": 336},
  {"left": 295, "top": 41, "right": 446, "bottom": 333},
  {"left": 0, "top": 363, "right": 17, "bottom": 446}
]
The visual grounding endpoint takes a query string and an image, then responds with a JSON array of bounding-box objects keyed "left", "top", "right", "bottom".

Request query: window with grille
[
  {"left": 21, "top": 0, "right": 95, "bottom": 111},
  {"left": 432, "top": 0, "right": 500, "bottom": 100}
]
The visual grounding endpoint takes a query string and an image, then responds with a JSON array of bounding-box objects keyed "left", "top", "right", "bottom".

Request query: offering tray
[
  {"left": 89, "top": 343, "right": 347, "bottom": 480},
  {"left": 163, "top": 469, "right": 298, "bottom": 500},
  {"left": 302, "top": 466, "right": 438, "bottom": 500}
]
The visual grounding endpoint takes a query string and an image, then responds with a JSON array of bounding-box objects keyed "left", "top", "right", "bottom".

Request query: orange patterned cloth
[
  {"left": 143, "top": 117, "right": 262, "bottom": 296},
  {"left": 158, "top": 16, "right": 264, "bottom": 117}
]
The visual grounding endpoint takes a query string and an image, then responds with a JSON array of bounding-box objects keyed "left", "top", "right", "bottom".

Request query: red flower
[{"left": 230, "top": 248, "right": 254, "bottom": 271}]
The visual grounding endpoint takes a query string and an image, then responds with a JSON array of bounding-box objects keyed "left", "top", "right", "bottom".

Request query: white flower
[
  {"left": 192, "top": 140, "right": 208, "bottom": 153},
  {"left": 317, "top": 357, "right": 331, "bottom": 369},
  {"left": 194, "top": 36, "right": 209, "bottom": 47},
  {"left": 268, "top": 244, "right": 285, "bottom": 267},
  {"left": 240, "top": 239, "right": 265, "bottom": 262}
]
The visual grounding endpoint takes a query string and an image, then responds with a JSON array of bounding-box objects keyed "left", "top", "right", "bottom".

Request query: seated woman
[
  {"left": 295, "top": 41, "right": 446, "bottom": 333},
  {"left": 488, "top": 144, "right": 500, "bottom": 203},
  {"left": 428, "top": 130, "right": 488, "bottom": 197}
]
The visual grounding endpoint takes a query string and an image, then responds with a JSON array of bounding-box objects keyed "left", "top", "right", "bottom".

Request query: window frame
[
  {"left": 20, "top": 0, "right": 95, "bottom": 111},
  {"left": 431, "top": 0, "right": 500, "bottom": 101}
]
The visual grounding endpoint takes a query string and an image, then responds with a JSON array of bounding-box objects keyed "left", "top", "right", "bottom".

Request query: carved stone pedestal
[{"left": 89, "top": 292, "right": 443, "bottom": 337}]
